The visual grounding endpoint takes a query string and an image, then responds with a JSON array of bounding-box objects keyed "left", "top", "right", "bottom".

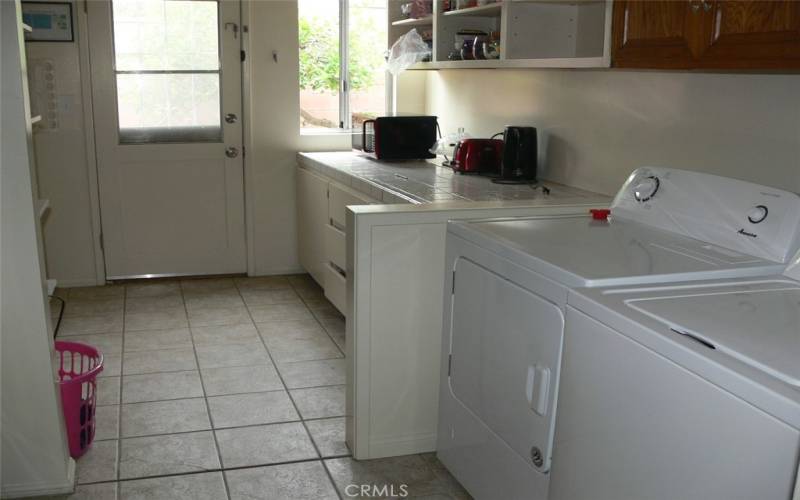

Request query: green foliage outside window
[{"left": 298, "top": 1, "right": 385, "bottom": 93}]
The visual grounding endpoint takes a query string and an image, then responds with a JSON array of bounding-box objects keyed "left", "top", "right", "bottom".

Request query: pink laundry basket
[{"left": 54, "top": 341, "right": 104, "bottom": 459}]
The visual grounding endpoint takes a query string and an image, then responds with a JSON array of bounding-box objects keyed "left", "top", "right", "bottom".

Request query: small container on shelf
[
  {"left": 455, "top": 0, "right": 477, "bottom": 10},
  {"left": 478, "top": 31, "right": 501, "bottom": 60},
  {"left": 481, "top": 39, "right": 501, "bottom": 60},
  {"left": 400, "top": 0, "right": 432, "bottom": 19}
]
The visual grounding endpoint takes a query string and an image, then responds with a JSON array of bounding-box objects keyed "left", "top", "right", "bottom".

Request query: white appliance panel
[
  {"left": 612, "top": 167, "right": 800, "bottom": 263},
  {"left": 450, "top": 257, "right": 564, "bottom": 473},
  {"left": 627, "top": 286, "right": 800, "bottom": 387},
  {"left": 550, "top": 308, "right": 800, "bottom": 500},
  {"left": 451, "top": 216, "right": 783, "bottom": 287},
  {"left": 787, "top": 252, "right": 800, "bottom": 280}
]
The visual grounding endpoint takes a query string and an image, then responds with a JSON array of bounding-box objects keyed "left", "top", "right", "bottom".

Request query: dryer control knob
[
  {"left": 747, "top": 205, "right": 769, "bottom": 224},
  {"left": 633, "top": 176, "right": 660, "bottom": 203}
]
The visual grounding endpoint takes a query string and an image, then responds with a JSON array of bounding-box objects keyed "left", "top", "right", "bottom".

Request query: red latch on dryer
[{"left": 590, "top": 209, "right": 611, "bottom": 220}]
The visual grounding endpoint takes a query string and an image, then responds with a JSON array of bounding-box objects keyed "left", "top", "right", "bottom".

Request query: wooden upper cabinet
[
  {"left": 699, "top": 1, "right": 800, "bottom": 68},
  {"left": 612, "top": 0, "right": 800, "bottom": 69},
  {"left": 612, "top": 0, "right": 703, "bottom": 68}
]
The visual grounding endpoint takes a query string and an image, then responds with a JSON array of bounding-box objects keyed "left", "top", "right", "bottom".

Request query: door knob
[
  {"left": 225, "top": 147, "right": 239, "bottom": 158},
  {"left": 225, "top": 113, "right": 238, "bottom": 124}
]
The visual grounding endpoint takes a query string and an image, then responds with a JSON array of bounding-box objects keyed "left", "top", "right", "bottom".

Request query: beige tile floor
[{"left": 48, "top": 275, "right": 470, "bottom": 500}]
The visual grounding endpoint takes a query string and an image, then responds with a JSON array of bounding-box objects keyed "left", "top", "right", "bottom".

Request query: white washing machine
[
  {"left": 552, "top": 254, "right": 800, "bottom": 500},
  {"left": 437, "top": 167, "right": 800, "bottom": 500}
]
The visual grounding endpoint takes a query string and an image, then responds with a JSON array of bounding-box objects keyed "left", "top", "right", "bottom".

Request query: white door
[
  {"left": 87, "top": 0, "right": 245, "bottom": 279},
  {"left": 449, "top": 257, "right": 564, "bottom": 473}
]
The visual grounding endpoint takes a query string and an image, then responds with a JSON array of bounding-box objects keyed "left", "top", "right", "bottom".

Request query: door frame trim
[
  {"left": 77, "top": 0, "right": 106, "bottom": 285},
  {"left": 82, "top": 0, "right": 251, "bottom": 280},
  {"left": 241, "top": 0, "right": 256, "bottom": 277}
]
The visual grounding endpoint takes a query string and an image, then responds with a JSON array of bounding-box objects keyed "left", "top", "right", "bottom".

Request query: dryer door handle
[{"left": 526, "top": 365, "right": 551, "bottom": 417}]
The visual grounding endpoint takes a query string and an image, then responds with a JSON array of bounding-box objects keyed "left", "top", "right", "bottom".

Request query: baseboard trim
[
  {"left": 1, "top": 458, "right": 75, "bottom": 499},
  {"left": 57, "top": 278, "right": 103, "bottom": 288},
  {"left": 364, "top": 432, "right": 437, "bottom": 460},
  {"left": 251, "top": 266, "right": 305, "bottom": 277},
  {"left": 58, "top": 267, "right": 308, "bottom": 287}
]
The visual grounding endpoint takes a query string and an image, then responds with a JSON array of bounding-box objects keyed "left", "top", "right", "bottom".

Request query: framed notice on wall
[{"left": 21, "top": 2, "right": 74, "bottom": 42}]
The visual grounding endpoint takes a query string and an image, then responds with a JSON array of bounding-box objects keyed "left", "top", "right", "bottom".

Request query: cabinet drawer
[
  {"left": 325, "top": 224, "right": 346, "bottom": 271},
  {"left": 329, "top": 183, "right": 376, "bottom": 229},
  {"left": 324, "top": 263, "right": 346, "bottom": 314}
]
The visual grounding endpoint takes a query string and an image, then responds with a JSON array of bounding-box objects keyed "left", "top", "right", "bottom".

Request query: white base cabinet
[
  {"left": 296, "top": 166, "right": 378, "bottom": 313},
  {"left": 297, "top": 168, "right": 328, "bottom": 287}
]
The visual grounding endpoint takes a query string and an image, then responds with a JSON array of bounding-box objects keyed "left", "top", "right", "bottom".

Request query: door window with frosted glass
[{"left": 112, "top": 0, "right": 221, "bottom": 143}]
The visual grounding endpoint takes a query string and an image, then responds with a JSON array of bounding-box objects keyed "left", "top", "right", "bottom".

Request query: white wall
[
  {"left": 2, "top": 1, "right": 74, "bottom": 496},
  {"left": 424, "top": 70, "right": 800, "bottom": 196},
  {"left": 245, "top": 0, "right": 304, "bottom": 275},
  {"left": 245, "top": 0, "right": 426, "bottom": 275}
]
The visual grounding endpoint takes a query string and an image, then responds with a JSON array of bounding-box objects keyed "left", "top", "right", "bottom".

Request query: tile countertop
[{"left": 297, "top": 151, "right": 609, "bottom": 206}]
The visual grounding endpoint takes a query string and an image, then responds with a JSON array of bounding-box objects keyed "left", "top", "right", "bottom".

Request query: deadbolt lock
[{"left": 225, "top": 113, "right": 238, "bottom": 124}]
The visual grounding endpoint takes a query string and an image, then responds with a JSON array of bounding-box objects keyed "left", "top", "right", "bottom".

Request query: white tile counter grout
[{"left": 297, "top": 151, "right": 605, "bottom": 205}]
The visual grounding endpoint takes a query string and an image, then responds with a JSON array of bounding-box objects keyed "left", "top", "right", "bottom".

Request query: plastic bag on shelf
[{"left": 387, "top": 29, "right": 432, "bottom": 76}]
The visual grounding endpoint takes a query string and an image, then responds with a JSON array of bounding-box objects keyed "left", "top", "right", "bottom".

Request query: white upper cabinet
[{"left": 389, "top": 0, "right": 612, "bottom": 69}]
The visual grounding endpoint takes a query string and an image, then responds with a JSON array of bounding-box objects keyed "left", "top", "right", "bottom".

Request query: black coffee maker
[{"left": 495, "top": 126, "right": 537, "bottom": 183}]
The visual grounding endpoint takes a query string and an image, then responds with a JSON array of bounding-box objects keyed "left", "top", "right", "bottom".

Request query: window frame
[
  {"left": 300, "top": 0, "right": 391, "bottom": 134},
  {"left": 110, "top": 0, "right": 225, "bottom": 144}
]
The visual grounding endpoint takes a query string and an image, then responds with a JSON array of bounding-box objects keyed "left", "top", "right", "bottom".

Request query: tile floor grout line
[
  {"left": 115, "top": 284, "right": 127, "bottom": 487},
  {"left": 238, "top": 279, "right": 345, "bottom": 500},
  {"left": 107, "top": 413, "right": 348, "bottom": 441},
  {"left": 284, "top": 278, "right": 348, "bottom": 500},
  {"left": 77, "top": 453, "right": 354, "bottom": 486},
  {"left": 289, "top": 279, "right": 347, "bottom": 359},
  {"left": 181, "top": 280, "right": 234, "bottom": 500},
  {"left": 111, "top": 379, "right": 349, "bottom": 411}
]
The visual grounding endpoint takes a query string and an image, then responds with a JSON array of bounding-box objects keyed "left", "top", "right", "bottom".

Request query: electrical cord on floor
[{"left": 51, "top": 295, "right": 65, "bottom": 339}]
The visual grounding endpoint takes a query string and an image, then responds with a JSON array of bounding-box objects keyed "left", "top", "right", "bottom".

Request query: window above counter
[{"left": 299, "top": 0, "right": 389, "bottom": 132}]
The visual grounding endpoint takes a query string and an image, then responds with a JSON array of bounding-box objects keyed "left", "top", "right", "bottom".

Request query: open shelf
[
  {"left": 442, "top": 2, "right": 502, "bottom": 17},
  {"left": 408, "top": 56, "right": 607, "bottom": 70},
  {"left": 389, "top": 0, "right": 611, "bottom": 71},
  {"left": 407, "top": 61, "right": 438, "bottom": 70},
  {"left": 391, "top": 15, "right": 433, "bottom": 27}
]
